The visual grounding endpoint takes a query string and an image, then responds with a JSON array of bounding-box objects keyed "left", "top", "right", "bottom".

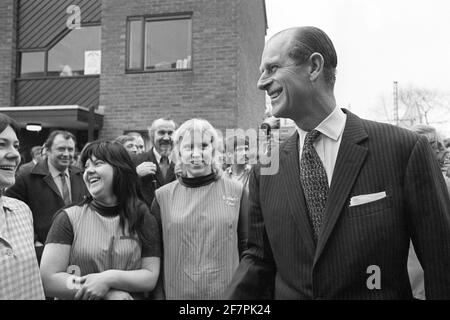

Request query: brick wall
[
  {"left": 100, "top": 0, "right": 266, "bottom": 139},
  {"left": 237, "top": 0, "right": 266, "bottom": 131},
  {"left": 0, "top": 0, "right": 15, "bottom": 107}
]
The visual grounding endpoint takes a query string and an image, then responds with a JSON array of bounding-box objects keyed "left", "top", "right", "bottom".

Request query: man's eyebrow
[{"left": 260, "top": 58, "right": 278, "bottom": 72}]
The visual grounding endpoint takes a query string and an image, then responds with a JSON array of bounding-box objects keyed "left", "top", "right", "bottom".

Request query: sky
[{"left": 264, "top": 0, "right": 450, "bottom": 136}]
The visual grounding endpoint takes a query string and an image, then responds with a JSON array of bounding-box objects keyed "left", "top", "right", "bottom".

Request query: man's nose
[{"left": 257, "top": 72, "right": 271, "bottom": 91}]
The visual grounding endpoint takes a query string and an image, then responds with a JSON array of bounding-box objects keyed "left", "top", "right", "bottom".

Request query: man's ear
[{"left": 309, "top": 52, "right": 324, "bottom": 82}]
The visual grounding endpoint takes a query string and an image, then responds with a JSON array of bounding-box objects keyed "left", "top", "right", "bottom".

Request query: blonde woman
[{"left": 151, "top": 119, "right": 247, "bottom": 299}]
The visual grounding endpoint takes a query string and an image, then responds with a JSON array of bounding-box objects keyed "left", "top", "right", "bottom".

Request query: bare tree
[
  {"left": 373, "top": 94, "right": 396, "bottom": 124},
  {"left": 398, "top": 85, "right": 450, "bottom": 127}
]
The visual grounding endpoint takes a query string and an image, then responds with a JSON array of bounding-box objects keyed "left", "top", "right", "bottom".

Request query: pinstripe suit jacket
[{"left": 226, "top": 109, "right": 450, "bottom": 299}]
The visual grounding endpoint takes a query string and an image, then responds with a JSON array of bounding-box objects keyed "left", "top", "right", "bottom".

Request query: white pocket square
[{"left": 349, "top": 191, "right": 386, "bottom": 207}]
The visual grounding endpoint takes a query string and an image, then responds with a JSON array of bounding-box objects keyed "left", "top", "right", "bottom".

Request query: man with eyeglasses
[{"left": 226, "top": 26, "right": 450, "bottom": 300}]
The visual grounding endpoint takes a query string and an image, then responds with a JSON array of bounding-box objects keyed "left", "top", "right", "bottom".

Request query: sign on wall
[{"left": 84, "top": 50, "right": 101, "bottom": 75}]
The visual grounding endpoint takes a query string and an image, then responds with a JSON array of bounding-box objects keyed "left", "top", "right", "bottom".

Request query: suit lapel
[
  {"left": 165, "top": 163, "right": 176, "bottom": 183},
  {"left": 281, "top": 133, "right": 316, "bottom": 256},
  {"left": 313, "top": 110, "right": 369, "bottom": 264},
  {"left": 33, "top": 161, "right": 63, "bottom": 201},
  {"left": 43, "top": 173, "right": 63, "bottom": 202},
  {"left": 69, "top": 167, "right": 84, "bottom": 201}
]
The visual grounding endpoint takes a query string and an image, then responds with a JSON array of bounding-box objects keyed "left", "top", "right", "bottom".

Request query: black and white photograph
[{"left": 0, "top": 0, "right": 449, "bottom": 310}]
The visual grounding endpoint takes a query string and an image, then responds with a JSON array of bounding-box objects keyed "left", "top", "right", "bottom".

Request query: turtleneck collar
[
  {"left": 90, "top": 198, "right": 119, "bottom": 217},
  {"left": 180, "top": 172, "right": 217, "bottom": 188}
]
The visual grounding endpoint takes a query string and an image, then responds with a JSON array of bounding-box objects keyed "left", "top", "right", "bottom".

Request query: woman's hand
[
  {"left": 104, "top": 289, "right": 134, "bottom": 300},
  {"left": 74, "top": 271, "right": 113, "bottom": 300}
]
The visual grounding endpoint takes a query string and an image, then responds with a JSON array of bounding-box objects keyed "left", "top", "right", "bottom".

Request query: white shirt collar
[
  {"left": 47, "top": 160, "right": 69, "bottom": 179},
  {"left": 296, "top": 107, "right": 346, "bottom": 142},
  {"left": 153, "top": 147, "right": 162, "bottom": 164},
  {"left": 153, "top": 148, "right": 172, "bottom": 164}
]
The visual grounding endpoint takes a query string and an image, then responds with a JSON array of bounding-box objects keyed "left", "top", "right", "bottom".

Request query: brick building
[{"left": 0, "top": 0, "right": 267, "bottom": 158}]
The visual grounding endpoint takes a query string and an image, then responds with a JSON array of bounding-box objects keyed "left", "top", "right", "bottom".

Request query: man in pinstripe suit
[{"left": 226, "top": 26, "right": 450, "bottom": 299}]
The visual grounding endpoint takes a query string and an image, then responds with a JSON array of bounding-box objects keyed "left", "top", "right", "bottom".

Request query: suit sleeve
[
  {"left": 405, "top": 135, "right": 450, "bottom": 299},
  {"left": 225, "top": 165, "right": 276, "bottom": 299}
]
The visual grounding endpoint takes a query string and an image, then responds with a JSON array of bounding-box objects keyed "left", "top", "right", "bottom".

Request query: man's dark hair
[
  {"left": 0, "top": 113, "right": 20, "bottom": 137},
  {"left": 283, "top": 26, "right": 337, "bottom": 86},
  {"left": 44, "top": 130, "right": 76, "bottom": 150}
]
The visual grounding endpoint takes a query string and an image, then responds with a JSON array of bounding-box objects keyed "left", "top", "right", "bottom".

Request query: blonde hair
[{"left": 172, "top": 118, "right": 222, "bottom": 177}]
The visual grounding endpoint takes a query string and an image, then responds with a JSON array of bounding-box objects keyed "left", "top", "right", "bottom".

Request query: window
[
  {"left": 20, "top": 52, "right": 45, "bottom": 78},
  {"left": 18, "top": 25, "right": 101, "bottom": 78},
  {"left": 127, "top": 14, "right": 192, "bottom": 72}
]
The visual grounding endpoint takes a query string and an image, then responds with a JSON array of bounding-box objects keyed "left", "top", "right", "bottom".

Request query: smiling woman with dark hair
[
  {"left": 0, "top": 113, "right": 45, "bottom": 299},
  {"left": 40, "top": 140, "right": 161, "bottom": 300}
]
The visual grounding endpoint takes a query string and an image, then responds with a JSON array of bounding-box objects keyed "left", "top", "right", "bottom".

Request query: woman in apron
[
  {"left": 151, "top": 118, "right": 247, "bottom": 299},
  {"left": 40, "top": 140, "right": 161, "bottom": 300}
]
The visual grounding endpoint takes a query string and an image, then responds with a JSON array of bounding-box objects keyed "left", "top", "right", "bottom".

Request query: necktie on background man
[
  {"left": 60, "top": 172, "right": 71, "bottom": 205},
  {"left": 299, "top": 130, "right": 329, "bottom": 243},
  {"left": 160, "top": 156, "right": 169, "bottom": 181}
]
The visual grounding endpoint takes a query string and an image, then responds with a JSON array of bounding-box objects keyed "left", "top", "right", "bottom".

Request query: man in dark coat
[
  {"left": 226, "top": 26, "right": 450, "bottom": 299},
  {"left": 6, "top": 130, "right": 89, "bottom": 263},
  {"left": 132, "top": 118, "right": 177, "bottom": 207},
  {"left": 16, "top": 145, "right": 42, "bottom": 176}
]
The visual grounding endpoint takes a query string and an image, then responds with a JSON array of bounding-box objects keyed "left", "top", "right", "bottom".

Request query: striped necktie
[{"left": 60, "top": 172, "right": 71, "bottom": 205}]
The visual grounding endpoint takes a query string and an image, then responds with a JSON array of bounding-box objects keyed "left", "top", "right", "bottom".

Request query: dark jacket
[
  {"left": 6, "top": 160, "right": 89, "bottom": 243},
  {"left": 16, "top": 160, "right": 36, "bottom": 177},
  {"left": 131, "top": 148, "right": 176, "bottom": 207},
  {"left": 226, "top": 109, "right": 450, "bottom": 299}
]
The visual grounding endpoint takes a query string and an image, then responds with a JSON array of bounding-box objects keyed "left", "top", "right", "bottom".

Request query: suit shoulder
[
  {"left": 17, "top": 161, "right": 34, "bottom": 173},
  {"left": 360, "top": 118, "right": 420, "bottom": 149},
  {"left": 132, "top": 150, "right": 156, "bottom": 165},
  {"left": 69, "top": 165, "right": 84, "bottom": 175}
]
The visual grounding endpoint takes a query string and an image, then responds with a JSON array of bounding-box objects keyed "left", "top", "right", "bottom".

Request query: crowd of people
[{"left": 1, "top": 26, "right": 450, "bottom": 300}]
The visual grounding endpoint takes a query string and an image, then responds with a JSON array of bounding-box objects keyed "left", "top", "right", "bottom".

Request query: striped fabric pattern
[
  {"left": 65, "top": 204, "right": 141, "bottom": 275},
  {"left": 227, "top": 109, "right": 450, "bottom": 299},
  {"left": 156, "top": 177, "right": 243, "bottom": 300}
]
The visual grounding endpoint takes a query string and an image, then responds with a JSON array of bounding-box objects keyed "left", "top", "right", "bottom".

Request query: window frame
[
  {"left": 125, "top": 12, "right": 193, "bottom": 74},
  {"left": 16, "top": 22, "right": 102, "bottom": 80}
]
